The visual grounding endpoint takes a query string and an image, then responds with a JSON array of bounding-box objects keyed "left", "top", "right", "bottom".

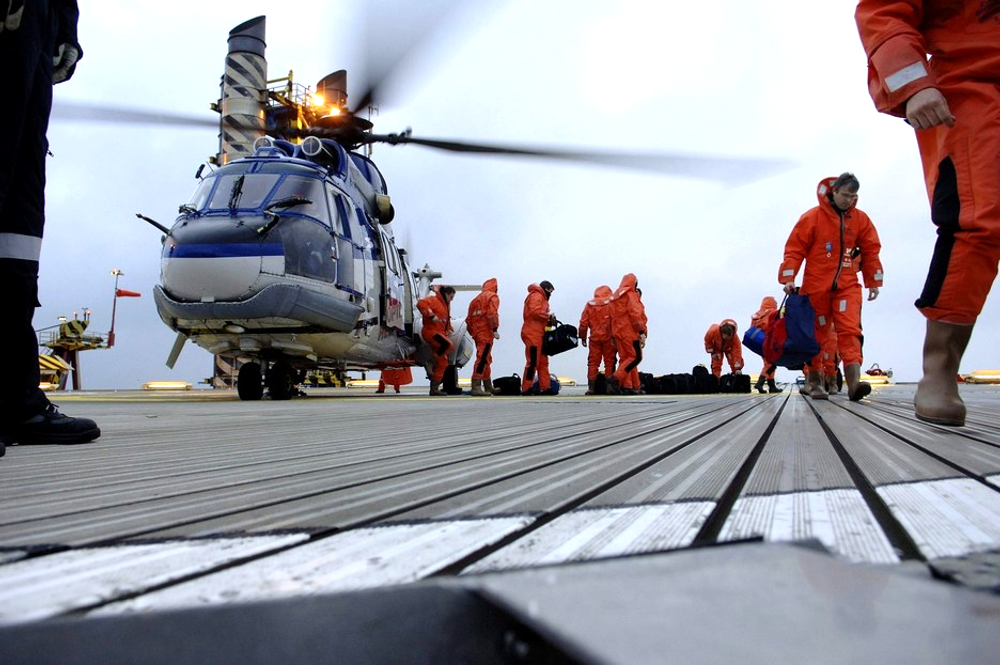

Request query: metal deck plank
[
  {"left": 2, "top": 402, "right": 677, "bottom": 544},
  {"left": 834, "top": 401, "right": 1000, "bottom": 479},
  {"left": 88, "top": 517, "right": 534, "bottom": 617},
  {"left": 390, "top": 397, "right": 769, "bottom": 520},
  {"left": 142, "top": 398, "right": 753, "bottom": 537},
  {"left": 0, "top": 535, "right": 306, "bottom": 626},
  {"left": 740, "top": 395, "right": 854, "bottom": 494},
  {"left": 811, "top": 398, "right": 965, "bottom": 484},
  {"left": 717, "top": 395, "right": 898, "bottom": 563},
  {"left": 811, "top": 400, "right": 1000, "bottom": 562},
  {"left": 453, "top": 399, "right": 782, "bottom": 571}
]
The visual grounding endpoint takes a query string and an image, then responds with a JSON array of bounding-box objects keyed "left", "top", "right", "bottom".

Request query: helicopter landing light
[
  {"left": 239, "top": 338, "right": 261, "bottom": 352},
  {"left": 224, "top": 323, "right": 246, "bottom": 334}
]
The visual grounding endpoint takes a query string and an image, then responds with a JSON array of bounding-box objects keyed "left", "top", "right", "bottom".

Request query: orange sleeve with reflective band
[
  {"left": 705, "top": 325, "right": 720, "bottom": 352},
  {"left": 855, "top": 212, "right": 885, "bottom": 288},
  {"left": 856, "top": 1, "right": 935, "bottom": 117},
  {"left": 778, "top": 213, "right": 813, "bottom": 285}
]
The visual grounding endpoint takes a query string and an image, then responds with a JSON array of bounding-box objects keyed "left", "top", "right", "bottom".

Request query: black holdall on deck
[
  {"left": 542, "top": 321, "right": 579, "bottom": 356},
  {"left": 492, "top": 374, "right": 522, "bottom": 396}
]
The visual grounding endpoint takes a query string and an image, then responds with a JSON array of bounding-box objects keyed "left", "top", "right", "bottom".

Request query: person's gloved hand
[
  {"left": 493, "top": 331, "right": 500, "bottom": 340},
  {"left": 53, "top": 44, "right": 81, "bottom": 84},
  {"left": 639, "top": 333, "right": 646, "bottom": 348},
  {"left": 581, "top": 337, "right": 588, "bottom": 348}
]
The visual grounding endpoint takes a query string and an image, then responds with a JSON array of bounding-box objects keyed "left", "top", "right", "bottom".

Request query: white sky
[{"left": 41, "top": 0, "right": 997, "bottom": 389}]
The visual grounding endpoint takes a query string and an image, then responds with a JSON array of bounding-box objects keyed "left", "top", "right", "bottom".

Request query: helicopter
[
  {"left": 53, "top": 13, "right": 789, "bottom": 401},
  {"left": 143, "top": 16, "right": 482, "bottom": 401}
]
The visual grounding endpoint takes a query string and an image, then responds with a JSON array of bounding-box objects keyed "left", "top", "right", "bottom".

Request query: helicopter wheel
[
  {"left": 237, "top": 362, "right": 264, "bottom": 401},
  {"left": 266, "top": 360, "right": 297, "bottom": 401}
]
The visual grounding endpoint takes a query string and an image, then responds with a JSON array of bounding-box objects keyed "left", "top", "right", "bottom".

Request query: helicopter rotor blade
[
  {"left": 365, "top": 133, "right": 794, "bottom": 183},
  {"left": 51, "top": 100, "right": 217, "bottom": 129},
  {"left": 349, "top": 0, "right": 492, "bottom": 114}
]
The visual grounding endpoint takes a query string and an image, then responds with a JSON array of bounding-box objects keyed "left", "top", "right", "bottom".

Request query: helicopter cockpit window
[
  {"left": 269, "top": 176, "right": 330, "bottom": 226},
  {"left": 276, "top": 219, "right": 336, "bottom": 283},
  {"left": 188, "top": 178, "right": 215, "bottom": 212},
  {"left": 205, "top": 173, "right": 280, "bottom": 211}
]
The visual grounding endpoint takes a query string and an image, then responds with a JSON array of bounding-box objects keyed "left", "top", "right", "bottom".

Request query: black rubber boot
[
  {"left": 754, "top": 376, "right": 766, "bottom": 394},
  {"left": 767, "top": 379, "right": 779, "bottom": 393}
]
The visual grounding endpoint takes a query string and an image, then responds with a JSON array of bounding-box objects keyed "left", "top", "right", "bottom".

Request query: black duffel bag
[{"left": 542, "top": 321, "right": 579, "bottom": 356}]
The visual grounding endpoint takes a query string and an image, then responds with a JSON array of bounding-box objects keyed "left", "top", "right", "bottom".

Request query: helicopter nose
[{"left": 161, "top": 240, "right": 282, "bottom": 302}]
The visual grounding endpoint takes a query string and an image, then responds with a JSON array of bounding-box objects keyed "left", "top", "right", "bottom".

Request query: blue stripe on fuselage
[{"left": 164, "top": 243, "right": 284, "bottom": 259}]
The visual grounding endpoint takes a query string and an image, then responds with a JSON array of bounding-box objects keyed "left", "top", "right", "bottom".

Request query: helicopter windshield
[
  {"left": 267, "top": 176, "right": 328, "bottom": 223},
  {"left": 202, "top": 173, "right": 280, "bottom": 211}
]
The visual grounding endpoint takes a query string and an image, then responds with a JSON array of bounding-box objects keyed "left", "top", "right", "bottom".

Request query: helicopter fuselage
[{"left": 152, "top": 138, "right": 471, "bottom": 396}]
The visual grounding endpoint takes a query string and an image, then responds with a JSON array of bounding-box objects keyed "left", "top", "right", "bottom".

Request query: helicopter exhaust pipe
[{"left": 218, "top": 16, "right": 267, "bottom": 165}]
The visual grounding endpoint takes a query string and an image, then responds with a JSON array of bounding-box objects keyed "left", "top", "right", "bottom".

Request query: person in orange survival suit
[
  {"left": 856, "top": 3, "right": 999, "bottom": 426},
  {"left": 578, "top": 285, "right": 616, "bottom": 395},
  {"left": 607, "top": 274, "right": 647, "bottom": 395},
  {"left": 521, "top": 280, "right": 557, "bottom": 395},
  {"left": 377, "top": 367, "right": 413, "bottom": 393},
  {"left": 629, "top": 288, "right": 649, "bottom": 392},
  {"left": 417, "top": 285, "right": 456, "bottom": 396},
  {"left": 705, "top": 319, "right": 744, "bottom": 379},
  {"left": 749, "top": 296, "right": 779, "bottom": 393},
  {"left": 779, "top": 173, "right": 883, "bottom": 402},
  {"left": 466, "top": 277, "right": 500, "bottom": 397}
]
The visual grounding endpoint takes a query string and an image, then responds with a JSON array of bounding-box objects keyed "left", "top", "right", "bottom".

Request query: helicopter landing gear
[
  {"left": 237, "top": 362, "right": 264, "bottom": 401},
  {"left": 265, "top": 360, "right": 298, "bottom": 401}
]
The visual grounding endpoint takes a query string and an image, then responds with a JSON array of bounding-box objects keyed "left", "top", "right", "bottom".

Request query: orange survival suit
[
  {"left": 856, "top": 1, "right": 1000, "bottom": 325},
  {"left": 521, "top": 283, "right": 553, "bottom": 394},
  {"left": 750, "top": 296, "right": 778, "bottom": 386},
  {"left": 466, "top": 278, "right": 500, "bottom": 382},
  {"left": 705, "top": 319, "right": 744, "bottom": 378},
  {"left": 610, "top": 274, "right": 646, "bottom": 392},
  {"left": 578, "top": 285, "right": 616, "bottom": 386},
  {"left": 417, "top": 289, "right": 453, "bottom": 384},
  {"left": 778, "top": 177, "right": 884, "bottom": 369}
]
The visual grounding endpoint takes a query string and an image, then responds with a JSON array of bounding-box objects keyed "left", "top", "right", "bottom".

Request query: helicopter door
[
  {"left": 354, "top": 207, "right": 379, "bottom": 324},
  {"left": 375, "top": 227, "right": 406, "bottom": 331},
  {"left": 330, "top": 195, "right": 368, "bottom": 307}
]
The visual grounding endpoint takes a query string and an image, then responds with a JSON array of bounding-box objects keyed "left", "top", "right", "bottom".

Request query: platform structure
[{"left": 2, "top": 384, "right": 1000, "bottom": 663}]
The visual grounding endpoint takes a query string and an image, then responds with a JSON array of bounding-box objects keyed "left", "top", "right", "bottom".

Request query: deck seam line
[{"left": 806, "top": 397, "right": 925, "bottom": 562}]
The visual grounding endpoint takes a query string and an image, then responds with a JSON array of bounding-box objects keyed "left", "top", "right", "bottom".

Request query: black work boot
[
  {"left": 13, "top": 404, "right": 101, "bottom": 445},
  {"left": 754, "top": 376, "right": 766, "bottom": 394},
  {"left": 767, "top": 379, "right": 779, "bottom": 393}
]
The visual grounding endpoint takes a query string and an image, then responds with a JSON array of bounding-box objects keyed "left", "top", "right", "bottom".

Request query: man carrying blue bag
[{"left": 779, "top": 173, "right": 884, "bottom": 401}]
